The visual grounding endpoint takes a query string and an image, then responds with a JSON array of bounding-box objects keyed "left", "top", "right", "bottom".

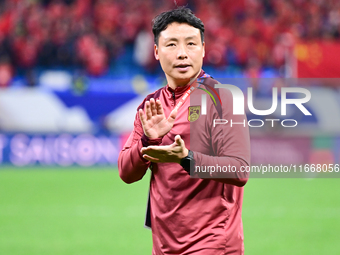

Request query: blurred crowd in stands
[{"left": 0, "top": 0, "right": 340, "bottom": 87}]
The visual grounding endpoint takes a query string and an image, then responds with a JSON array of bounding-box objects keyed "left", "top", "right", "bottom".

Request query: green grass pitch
[{"left": 0, "top": 167, "right": 339, "bottom": 254}]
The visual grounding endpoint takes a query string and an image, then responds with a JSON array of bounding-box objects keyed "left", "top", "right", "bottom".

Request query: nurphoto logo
[{"left": 196, "top": 80, "right": 312, "bottom": 128}]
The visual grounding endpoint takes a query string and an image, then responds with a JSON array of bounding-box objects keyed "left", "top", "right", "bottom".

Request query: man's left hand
[{"left": 141, "top": 135, "right": 188, "bottom": 164}]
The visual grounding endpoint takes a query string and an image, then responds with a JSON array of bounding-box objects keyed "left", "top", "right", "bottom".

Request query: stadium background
[{"left": 0, "top": 0, "right": 339, "bottom": 254}]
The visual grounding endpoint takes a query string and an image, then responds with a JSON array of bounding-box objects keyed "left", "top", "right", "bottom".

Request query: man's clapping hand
[{"left": 139, "top": 98, "right": 177, "bottom": 139}]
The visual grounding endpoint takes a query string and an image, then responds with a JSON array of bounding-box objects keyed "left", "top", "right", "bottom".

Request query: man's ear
[
  {"left": 154, "top": 44, "right": 159, "bottom": 60},
  {"left": 202, "top": 41, "right": 205, "bottom": 58}
]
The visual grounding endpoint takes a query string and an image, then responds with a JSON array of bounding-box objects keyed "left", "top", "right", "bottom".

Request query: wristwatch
[{"left": 180, "top": 150, "right": 195, "bottom": 175}]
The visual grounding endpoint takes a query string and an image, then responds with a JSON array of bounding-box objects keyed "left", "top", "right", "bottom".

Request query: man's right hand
[{"left": 139, "top": 98, "right": 177, "bottom": 139}]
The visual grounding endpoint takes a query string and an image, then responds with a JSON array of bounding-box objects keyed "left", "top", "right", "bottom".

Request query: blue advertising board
[{"left": 0, "top": 134, "right": 121, "bottom": 167}]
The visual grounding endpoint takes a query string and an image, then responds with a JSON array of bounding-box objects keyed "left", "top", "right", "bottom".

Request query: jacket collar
[{"left": 165, "top": 70, "right": 205, "bottom": 99}]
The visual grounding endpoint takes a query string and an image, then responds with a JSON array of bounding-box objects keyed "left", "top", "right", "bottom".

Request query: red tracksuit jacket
[{"left": 118, "top": 70, "right": 251, "bottom": 255}]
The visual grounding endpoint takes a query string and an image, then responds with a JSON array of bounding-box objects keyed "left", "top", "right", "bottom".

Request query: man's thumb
[
  {"left": 167, "top": 108, "right": 178, "bottom": 124},
  {"left": 175, "top": 135, "right": 183, "bottom": 145}
]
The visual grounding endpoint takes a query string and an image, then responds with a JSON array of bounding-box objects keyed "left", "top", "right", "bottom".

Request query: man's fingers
[
  {"left": 145, "top": 101, "right": 152, "bottom": 120},
  {"left": 156, "top": 99, "right": 164, "bottom": 115},
  {"left": 141, "top": 146, "right": 159, "bottom": 154},
  {"left": 141, "top": 147, "right": 163, "bottom": 162},
  {"left": 139, "top": 109, "right": 146, "bottom": 126},
  {"left": 142, "top": 154, "right": 160, "bottom": 163},
  {"left": 142, "top": 145, "right": 168, "bottom": 154},
  {"left": 150, "top": 98, "right": 157, "bottom": 116}
]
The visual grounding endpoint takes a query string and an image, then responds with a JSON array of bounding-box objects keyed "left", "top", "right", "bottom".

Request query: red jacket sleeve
[{"left": 118, "top": 112, "right": 151, "bottom": 184}]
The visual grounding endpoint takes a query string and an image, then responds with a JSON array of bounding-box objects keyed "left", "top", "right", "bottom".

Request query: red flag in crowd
[{"left": 295, "top": 42, "right": 340, "bottom": 78}]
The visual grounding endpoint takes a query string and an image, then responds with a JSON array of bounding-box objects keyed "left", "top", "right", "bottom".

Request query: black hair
[{"left": 152, "top": 7, "right": 205, "bottom": 45}]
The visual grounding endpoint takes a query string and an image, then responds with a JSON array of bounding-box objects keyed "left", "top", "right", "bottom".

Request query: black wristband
[{"left": 180, "top": 150, "right": 195, "bottom": 175}]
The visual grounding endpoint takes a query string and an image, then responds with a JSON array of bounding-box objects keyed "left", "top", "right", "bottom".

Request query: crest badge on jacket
[{"left": 188, "top": 106, "right": 200, "bottom": 122}]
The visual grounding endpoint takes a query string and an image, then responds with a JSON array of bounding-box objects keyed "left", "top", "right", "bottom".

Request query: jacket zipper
[{"left": 172, "top": 91, "right": 176, "bottom": 104}]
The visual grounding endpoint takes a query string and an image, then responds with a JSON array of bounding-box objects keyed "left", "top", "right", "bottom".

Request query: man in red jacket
[{"left": 118, "top": 7, "right": 250, "bottom": 255}]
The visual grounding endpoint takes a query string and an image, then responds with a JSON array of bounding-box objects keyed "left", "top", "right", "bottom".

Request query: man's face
[{"left": 154, "top": 22, "right": 205, "bottom": 87}]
